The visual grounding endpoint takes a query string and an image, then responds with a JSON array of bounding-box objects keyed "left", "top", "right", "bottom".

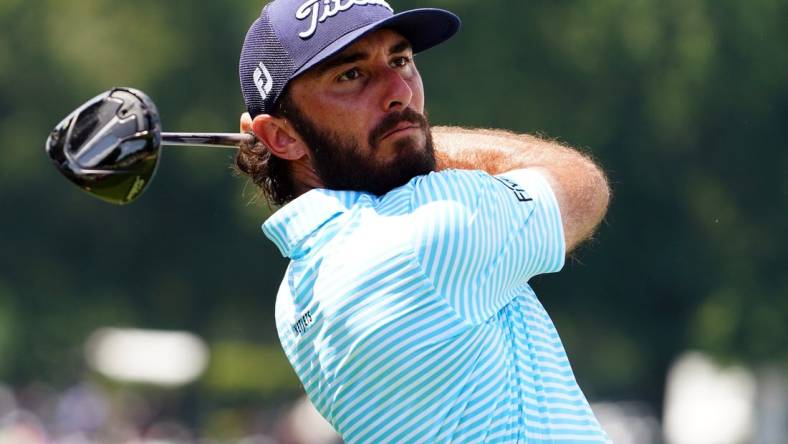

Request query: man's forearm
[
  {"left": 433, "top": 126, "right": 581, "bottom": 175},
  {"left": 432, "top": 126, "right": 611, "bottom": 252}
]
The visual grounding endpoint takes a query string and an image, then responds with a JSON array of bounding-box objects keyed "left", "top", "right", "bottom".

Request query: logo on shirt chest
[
  {"left": 495, "top": 177, "right": 533, "bottom": 203},
  {"left": 292, "top": 311, "right": 314, "bottom": 336}
]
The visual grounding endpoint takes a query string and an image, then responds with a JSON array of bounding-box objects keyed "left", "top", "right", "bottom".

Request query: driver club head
[{"left": 46, "top": 87, "right": 162, "bottom": 205}]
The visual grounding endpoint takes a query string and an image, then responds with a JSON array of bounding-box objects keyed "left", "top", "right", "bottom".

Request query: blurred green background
[{"left": 1, "top": 0, "right": 786, "bottom": 442}]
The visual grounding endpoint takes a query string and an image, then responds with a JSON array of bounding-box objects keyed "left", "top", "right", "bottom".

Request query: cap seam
[{"left": 264, "top": 6, "right": 296, "bottom": 63}]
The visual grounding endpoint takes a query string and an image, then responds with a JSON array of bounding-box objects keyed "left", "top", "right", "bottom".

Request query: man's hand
[{"left": 432, "top": 127, "right": 610, "bottom": 253}]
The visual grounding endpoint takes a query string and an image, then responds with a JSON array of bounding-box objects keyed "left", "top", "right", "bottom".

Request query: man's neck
[{"left": 291, "top": 156, "right": 324, "bottom": 196}]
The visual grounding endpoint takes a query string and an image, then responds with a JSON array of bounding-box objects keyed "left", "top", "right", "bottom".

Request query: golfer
[{"left": 236, "top": 0, "right": 611, "bottom": 442}]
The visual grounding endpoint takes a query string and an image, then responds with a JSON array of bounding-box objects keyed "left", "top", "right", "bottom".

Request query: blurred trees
[{"left": 1, "top": 0, "right": 786, "bottom": 418}]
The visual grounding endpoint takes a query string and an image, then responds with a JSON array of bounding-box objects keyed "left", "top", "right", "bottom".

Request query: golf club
[{"left": 45, "top": 87, "right": 256, "bottom": 205}]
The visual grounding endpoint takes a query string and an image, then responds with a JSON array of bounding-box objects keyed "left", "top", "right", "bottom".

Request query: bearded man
[{"left": 236, "top": 1, "right": 611, "bottom": 442}]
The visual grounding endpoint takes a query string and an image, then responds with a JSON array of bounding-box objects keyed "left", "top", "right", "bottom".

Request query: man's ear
[{"left": 249, "top": 114, "right": 308, "bottom": 161}]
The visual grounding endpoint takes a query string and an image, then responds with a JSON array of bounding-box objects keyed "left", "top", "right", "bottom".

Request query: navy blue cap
[{"left": 239, "top": 0, "right": 460, "bottom": 118}]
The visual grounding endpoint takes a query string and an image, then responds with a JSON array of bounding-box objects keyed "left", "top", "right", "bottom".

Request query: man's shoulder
[
  {"left": 381, "top": 169, "right": 492, "bottom": 204},
  {"left": 410, "top": 168, "right": 489, "bottom": 187}
]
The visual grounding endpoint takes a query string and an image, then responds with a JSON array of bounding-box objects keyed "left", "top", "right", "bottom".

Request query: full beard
[{"left": 287, "top": 107, "right": 436, "bottom": 196}]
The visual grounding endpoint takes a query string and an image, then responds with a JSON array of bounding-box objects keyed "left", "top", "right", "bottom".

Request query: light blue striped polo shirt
[{"left": 264, "top": 168, "right": 609, "bottom": 443}]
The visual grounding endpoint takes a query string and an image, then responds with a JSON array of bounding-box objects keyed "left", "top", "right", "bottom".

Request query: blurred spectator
[{"left": 54, "top": 383, "right": 108, "bottom": 437}]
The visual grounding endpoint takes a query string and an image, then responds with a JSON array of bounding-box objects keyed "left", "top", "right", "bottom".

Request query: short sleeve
[{"left": 409, "top": 169, "right": 565, "bottom": 324}]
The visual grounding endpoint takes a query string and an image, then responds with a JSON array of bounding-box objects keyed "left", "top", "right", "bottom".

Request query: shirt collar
[{"left": 263, "top": 189, "right": 370, "bottom": 258}]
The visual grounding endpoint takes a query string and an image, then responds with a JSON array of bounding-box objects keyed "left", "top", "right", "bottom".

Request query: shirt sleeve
[{"left": 409, "top": 168, "right": 565, "bottom": 324}]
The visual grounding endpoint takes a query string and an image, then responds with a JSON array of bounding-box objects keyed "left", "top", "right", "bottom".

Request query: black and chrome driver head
[{"left": 46, "top": 87, "right": 162, "bottom": 205}]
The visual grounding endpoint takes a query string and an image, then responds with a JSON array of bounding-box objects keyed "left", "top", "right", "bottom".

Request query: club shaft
[{"left": 161, "top": 132, "right": 255, "bottom": 148}]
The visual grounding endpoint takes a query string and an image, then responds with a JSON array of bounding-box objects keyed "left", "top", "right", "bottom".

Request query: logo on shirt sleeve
[{"left": 495, "top": 177, "right": 533, "bottom": 203}]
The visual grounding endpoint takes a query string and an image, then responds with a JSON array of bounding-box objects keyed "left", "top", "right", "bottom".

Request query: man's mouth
[
  {"left": 380, "top": 121, "right": 420, "bottom": 141},
  {"left": 369, "top": 108, "right": 429, "bottom": 150}
]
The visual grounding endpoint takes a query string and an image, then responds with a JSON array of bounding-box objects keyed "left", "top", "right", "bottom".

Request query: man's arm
[{"left": 432, "top": 126, "right": 610, "bottom": 253}]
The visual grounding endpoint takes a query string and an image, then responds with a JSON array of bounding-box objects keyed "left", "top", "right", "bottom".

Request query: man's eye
[
  {"left": 338, "top": 68, "right": 361, "bottom": 82},
  {"left": 392, "top": 56, "right": 411, "bottom": 68}
]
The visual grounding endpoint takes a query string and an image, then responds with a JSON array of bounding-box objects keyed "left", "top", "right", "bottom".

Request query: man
[{"left": 236, "top": 0, "right": 611, "bottom": 442}]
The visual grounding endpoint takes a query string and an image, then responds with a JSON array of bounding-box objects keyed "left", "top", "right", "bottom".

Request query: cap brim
[{"left": 293, "top": 8, "right": 460, "bottom": 79}]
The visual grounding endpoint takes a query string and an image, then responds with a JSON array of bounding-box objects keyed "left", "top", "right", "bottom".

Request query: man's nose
[{"left": 380, "top": 68, "right": 413, "bottom": 113}]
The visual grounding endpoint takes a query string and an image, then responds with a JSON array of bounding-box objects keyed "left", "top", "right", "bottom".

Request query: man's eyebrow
[
  {"left": 314, "top": 51, "right": 369, "bottom": 76},
  {"left": 389, "top": 40, "right": 412, "bottom": 54},
  {"left": 312, "top": 40, "right": 413, "bottom": 77}
]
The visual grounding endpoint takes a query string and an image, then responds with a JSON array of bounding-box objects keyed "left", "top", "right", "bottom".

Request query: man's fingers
[{"left": 240, "top": 112, "right": 253, "bottom": 133}]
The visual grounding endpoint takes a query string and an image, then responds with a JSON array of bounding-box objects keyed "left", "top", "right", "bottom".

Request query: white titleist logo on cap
[
  {"left": 254, "top": 62, "right": 273, "bottom": 101},
  {"left": 296, "top": 0, "right": 393, "bottom": 39}
]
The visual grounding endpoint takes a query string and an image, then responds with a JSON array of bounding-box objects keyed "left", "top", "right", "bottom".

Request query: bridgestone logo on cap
[
  {"left": 254, "top": 62, "right": 274, "bottom": 100},
  {"left": 296, "top": 0, "right": 393, "bottom": 39}
]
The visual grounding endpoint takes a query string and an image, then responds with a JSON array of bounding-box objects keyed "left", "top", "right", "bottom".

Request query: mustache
[{"left": 368, "top": 108, "right": 429, "bottom": 149}]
